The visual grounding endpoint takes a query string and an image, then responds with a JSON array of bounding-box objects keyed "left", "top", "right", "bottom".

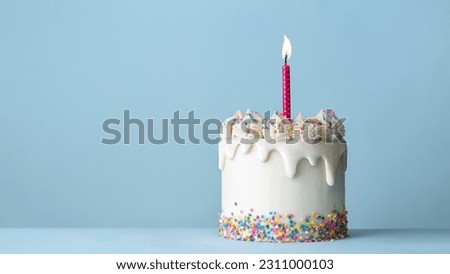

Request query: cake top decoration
[{"left": 221, "top": 109, "right": 346, "bottom": 144}]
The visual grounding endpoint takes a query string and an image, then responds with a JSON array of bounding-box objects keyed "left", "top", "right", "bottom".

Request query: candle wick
[{"left": 284, "top": 55, "right": 287, "bottom": 65}]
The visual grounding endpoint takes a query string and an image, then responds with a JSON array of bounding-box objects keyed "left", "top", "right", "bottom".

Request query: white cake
[{"left": 218, "top": 110, "right": 348, "bottom": 242}]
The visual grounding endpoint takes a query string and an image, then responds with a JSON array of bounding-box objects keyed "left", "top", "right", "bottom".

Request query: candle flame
[{"left": 282, "top": 35, "right": 292, "bottom": 61}]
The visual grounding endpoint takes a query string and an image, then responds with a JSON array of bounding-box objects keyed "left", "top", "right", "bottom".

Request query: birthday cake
[{"left": 218, "top": 36, "right": 348, "bottom": 243}]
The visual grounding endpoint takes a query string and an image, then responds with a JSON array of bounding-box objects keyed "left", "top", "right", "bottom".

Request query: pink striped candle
[
  {"left": 282, "top": 35, "right": 292, "bottom": 119},
  {"left": 282, "top": 62, "right": 291, "bottom": 119}
]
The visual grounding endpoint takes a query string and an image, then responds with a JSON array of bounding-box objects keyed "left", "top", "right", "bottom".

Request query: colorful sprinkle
[{"left": 218, "top": 209, "right": 348, "bottom": 243}]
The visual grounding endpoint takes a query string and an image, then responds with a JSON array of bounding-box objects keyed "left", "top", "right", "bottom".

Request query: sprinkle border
[{"left": 218, "top": 209, "right": 348, "bottom": 243}]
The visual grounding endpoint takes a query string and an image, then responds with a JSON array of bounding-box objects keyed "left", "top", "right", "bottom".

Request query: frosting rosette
[
  {"left": 268, "top": 112, "right": 293, "bottom": 140},
  {"left": 294, "top": 113, "right": 321, "bottom": 141},
  {"left": 221, "top": 110, "right": 242, "bottom": 139},
  {"left": 221, "top": 110, "right": 265, "bottom": 140},
  {"left": 236, "top": 109, "right": 264, "bottom": 139}
]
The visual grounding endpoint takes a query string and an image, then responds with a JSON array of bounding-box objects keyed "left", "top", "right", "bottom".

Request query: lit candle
[{"left": 282, "top": 35, "right": 292, "bottom": 119}]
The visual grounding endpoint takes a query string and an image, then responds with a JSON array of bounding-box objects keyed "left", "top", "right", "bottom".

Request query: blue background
[{"left": 1, "top": 0, "right": 449, "bottom": 229}]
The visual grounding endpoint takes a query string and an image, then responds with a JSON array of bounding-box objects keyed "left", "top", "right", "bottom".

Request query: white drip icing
[{"left": 219, "top": 138, "right": 347, "bottom": 186}]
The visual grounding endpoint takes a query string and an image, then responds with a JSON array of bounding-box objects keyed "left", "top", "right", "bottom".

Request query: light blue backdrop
[{"left": 1, "top": 0, "right": 449, "bottom": 229}]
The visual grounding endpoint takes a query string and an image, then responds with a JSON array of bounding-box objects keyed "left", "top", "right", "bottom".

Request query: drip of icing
[{"left": 219, "top": 138, "right": 347, "bottom": 186}]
